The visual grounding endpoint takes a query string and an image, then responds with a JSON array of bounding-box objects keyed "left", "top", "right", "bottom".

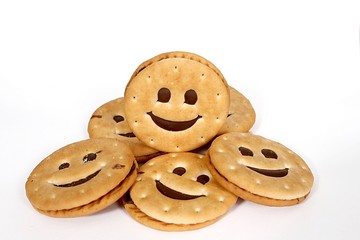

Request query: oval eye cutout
[
  {"left": 184, "top": 89, "right": 197, "bottom": 105},
  {"left": 83, "top": 152, "right": 98, "bottom": 163},
  {"left": 59, "top": 162, "right": 70, "bottom": 170},
  {"left": 113, "top": 115, "right": 125, "bottom": 123},
  {"left": 197, "top": 174, "right": 210, "bottom": 185},
  {"left": 158, "top": 88, "right": 171, "bottom": 103},
  {"left": 239, "top": 146, "right": 254, "bottom": 157},
  {"left": 173, "top": 167, "right": 186, "bottom": 176},
  {"left": 261, "top": 149, "right": 278, "bottom": 159}
]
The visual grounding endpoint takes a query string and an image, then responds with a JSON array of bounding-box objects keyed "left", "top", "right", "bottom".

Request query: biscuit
[
  {"left": 205, "top": 132, "right": 314, "bottom": 206},
  {"left": 87, "top": 97, "right": 161, "bottom": 162},
  {"left": 124, "top": 51, "right": 230, "bottom": 152},
  {"left": 122, "top": 152, "right": 237, "bottom": 231},
  {"left": 217, "top": 86, "right": 256, "bottom": 135},
  {"left": 25, "top": 138, "right": 138, "bottom": 217}
]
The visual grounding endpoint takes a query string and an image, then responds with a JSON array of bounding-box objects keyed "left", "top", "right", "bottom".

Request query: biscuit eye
[
  {"left": 261, "top": 149, "right": 278, "bottom": 159},
  {"left": 158, "top": 88, "right": 171, "bottom": 103},
  {"left": 184, "top": 89, "right": 197, "bottom": 105},
  {"left": 113, "top": 115, "right": 124, "bottom": 123},
  {"left": 197, "top": 174, "right": 210, "bottom": 185},
  {"left": 83, "top": 152, "right": 98, "bottom": 163},
  {"left": 173, "top": 167, "right": 186, "bottom": 176},
  {"left": 239, "top": 146, "right": 254, "bottom": 156},
  {"left": 59, "top": 162, "right": 70, "bottom": 170}
]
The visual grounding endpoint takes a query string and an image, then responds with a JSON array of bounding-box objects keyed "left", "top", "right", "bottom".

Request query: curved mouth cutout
[
  {"left": 147, "top": 112, "right": 202, "bottom": 132},
  {"left": 116, "top": 132, "right": 136, "bottom": 138},
  {"left": 246, "top": 166, "right": 289, "bottom": 178},
  {"left": 53, "top": 169, "right": 101, "bottom": 187},
  {"left": 155, "top": 180, "right": 205, "bottom": 200}
]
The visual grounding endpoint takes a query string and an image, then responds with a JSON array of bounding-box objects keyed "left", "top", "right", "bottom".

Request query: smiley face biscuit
[
  {"left": 124, "top": 51, "right": 230, "bottom": 152},
  {"left": 122, "top": 152, "right": 237, "bottom": 231},
  {"left": 206, "top": 132, "right": 314, "bottom": 206},
  {"left": 25, "top": 138, "right": 138, "bottom": 217},
  {"left": 217, "top": 86, "right": 256, "bottom": 135},
  {"left": 87, "top": 97, "right": 161, "bottom": 162}
]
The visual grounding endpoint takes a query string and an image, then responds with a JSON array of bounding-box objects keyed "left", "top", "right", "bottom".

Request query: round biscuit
[
  {"left": 206, "top": 132, "right": 314, "bottom": 206},
  {"left": 124, "top": 152, "right": 237, "bottom": 230},
  {"left": 124, "top": 51, "right": 230, "bottom": 152},
  {"left": 25, "top": 138, "right": 138, "bottom": 217}
]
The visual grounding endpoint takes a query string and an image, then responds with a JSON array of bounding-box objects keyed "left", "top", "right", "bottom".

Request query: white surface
[{"left": 1, "top": 0, "right": 360, "bottom": 239}]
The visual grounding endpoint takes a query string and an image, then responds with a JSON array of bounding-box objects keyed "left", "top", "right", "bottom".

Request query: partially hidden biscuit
[
  {"left": 217, "top": 86, "right": 256, "bottom": 135},
  {"left": 25, "top": 138, "right": 138, "bottom": 217},
  {"left": 87, "top": 97, "right": 161, "bottom": 162},
  {"left": 122, "top": 152, "right": 238, "bottom": 231},
  {"left": 124, "top": 51, "right": 230, "bottom": 152},
  {"left": 206, "top": 132, "right": 314, "bottom": 206}
]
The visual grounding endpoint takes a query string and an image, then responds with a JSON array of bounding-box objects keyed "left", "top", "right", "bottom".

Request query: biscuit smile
[
  {"left": 116, "top": 132, "right": 136, "bottom": 138},
  {"left": 246, "top": 166, "right": 289, "bottom": 177},
  {"left": 147, "top": 112, "right": 202, "bottom": 132},
  {"left": 53, "top": 169, "right": 101, "bottom": 187},
  {"left": 155, "top": 180, "right": 205, "bottom": 200}
]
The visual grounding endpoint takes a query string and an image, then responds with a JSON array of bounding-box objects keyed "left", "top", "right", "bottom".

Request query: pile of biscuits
[{"left": 25, "top": 51, "right": 314, "bottom": 231}]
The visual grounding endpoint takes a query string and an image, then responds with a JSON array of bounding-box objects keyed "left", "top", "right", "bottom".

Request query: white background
[{"left": 1, "top": 0, "right": 359, "bottom": 239}]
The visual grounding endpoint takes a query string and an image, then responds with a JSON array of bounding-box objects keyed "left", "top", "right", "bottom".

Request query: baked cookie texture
[
  {"left": 25, "top": 51, "right": 314, "bottom": 230},
  {"left": 25, "top": 138, "right": 138, "bottom": 217},
  {"left": 87, "top": 97, "right": 161, "bottom": 162},
  {"left": 124, "top": 51, "right": 230, "bottom": 152},
  {"left": 205, "top": 132, "right": 314, "bottom": 206},
  {"left": 122, "top": 152, "right": 237, "bottom": 231},
  {"left": 217, "top": 86, "right": 256, "bottom": 135}
]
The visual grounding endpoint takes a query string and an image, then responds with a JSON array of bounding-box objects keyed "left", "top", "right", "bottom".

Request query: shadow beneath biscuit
[
  {"left": 190, "top": 140, "right": 213, "bottom": 154},
  {"left": 228, "top": 198, "right": 246, "bottom": 213}
]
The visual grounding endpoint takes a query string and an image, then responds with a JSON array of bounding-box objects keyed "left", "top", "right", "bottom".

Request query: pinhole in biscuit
[
  {"left": 127, "top": 152, "right": 237, "bottom": 228},
  {"left": 207, "top": 132, "right": 314, "bottom": 206},
  {"left": 87, "top": 97, "right": 159, "bottom": 162},
  {"left": 25, "top": 138, "right": 137, "bottom": 217},
  {"left": 124, "top": 51, "right": 230, "bottom": 152}
]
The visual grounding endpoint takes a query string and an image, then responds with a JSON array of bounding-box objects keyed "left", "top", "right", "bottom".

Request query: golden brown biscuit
[
  {"left": 217, "top": 86, "right": 256, "bottom": 135},
  {"left": 206, "top": 132, "right": 314, "bottom": 206},
  {"left": 124, "top": 51, "right": 230, "bottom": 152},
  {"left": 25, "top": 138, "right": 138, "bottom": 217},
  {"left": 87, "top": 97, "right": 161, "bottom": 162},
  {"left": 122, "top": 152, "right": 237, "bottom": 231}
]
